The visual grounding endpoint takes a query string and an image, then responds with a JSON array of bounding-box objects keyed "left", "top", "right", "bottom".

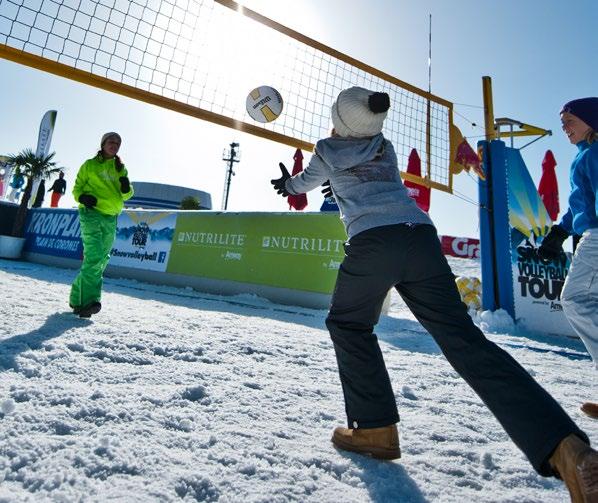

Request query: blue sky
[{"left": 1, "top": 0, "right": 597, "bottom": 237}]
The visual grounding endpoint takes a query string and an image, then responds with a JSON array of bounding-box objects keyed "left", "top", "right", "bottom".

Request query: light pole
[{"left": 221, "top": 142, "right": 240, "bottom": 210}]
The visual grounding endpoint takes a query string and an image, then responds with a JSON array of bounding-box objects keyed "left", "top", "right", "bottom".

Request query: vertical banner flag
[
  {"left": 288, "top": 149, "right": 308, "bottom": 211},
  {"left": 28, "top": 110, "right": 58, "bottom": 208},
  {"left": 537, "top": 150, "right": 559, "bottom": 222},
  {"left": 403, "top": 148, "right": 431, "bottom": 212}
]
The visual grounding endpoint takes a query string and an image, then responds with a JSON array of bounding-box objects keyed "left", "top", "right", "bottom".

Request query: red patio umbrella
[
  {"left": 403, "top": 148, "right": 431, "bottom": 213},
  {"left": 288, "top": 149, "right": 308, "bottom": 211},
  {"left": 538, "top": 150, "right": 559, "bottom": 221}
]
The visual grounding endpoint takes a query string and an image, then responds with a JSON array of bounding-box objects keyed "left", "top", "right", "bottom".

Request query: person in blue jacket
[
  {"left": 539, "top": 97, "right": 598, "bottom": 420},
  {"left": 7, "top": 166, "right": 25, "bottom": 203},
  {"left": 272, "top": 87, "right": 598, "bottom": 501}
]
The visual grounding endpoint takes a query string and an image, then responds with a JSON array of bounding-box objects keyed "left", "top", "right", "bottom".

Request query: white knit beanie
[
  {"left": 100, "top": 132, "right": 121, "bottom": 147},
  {"left": 331, "top": 86, "right": 391, "bottom": 138}
]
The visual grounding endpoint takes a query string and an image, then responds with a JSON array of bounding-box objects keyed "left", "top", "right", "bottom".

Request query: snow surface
[{"left": 0, "top": 256, "right": 596, "bottom": 503}]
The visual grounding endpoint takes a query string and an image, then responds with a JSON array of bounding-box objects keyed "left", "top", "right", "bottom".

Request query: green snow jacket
[{"left": 72, "top": 155, "right": 134, "bottom": 216}]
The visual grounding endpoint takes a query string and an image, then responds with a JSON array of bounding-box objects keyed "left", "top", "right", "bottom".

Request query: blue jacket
[
  {"left": 559, "top": 140, "right": 598, "bottom": 235},
  {"left": 286, "top": 133, "right": 432, "bottom": 238},
  {"left": 9, "top": 173, "right": 24, "bottom": 189}
]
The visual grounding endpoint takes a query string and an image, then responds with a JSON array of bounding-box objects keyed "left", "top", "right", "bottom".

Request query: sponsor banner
[
  {"left": 167, "top": 212, "right": 346, "bottom": 293},
  {"left": 35, "top": 110, "right": 57, "bottom": 159},
  {"left": 439, "top": 235, "right": 480, "bottom": 259},
  {"left": 29, "top": 110, "right": 58, "bottom": 209},
  {"left": 24, "top": 209, "right": 82, "bottom": 259},
  {"left": 505, "top": 148, "right": 574, "bottom": 335},
  {"left": 110, "top": 211, "right": 176, "bottom": 271}
]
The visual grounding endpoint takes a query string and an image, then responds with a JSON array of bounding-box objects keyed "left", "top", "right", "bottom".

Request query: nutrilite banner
[
  {"left": 506, "top": 148, "right": 574, "bottom": 336},
  {"left": 167, "top": 212, "right": 347, "bottom": 293},
  {"left": 110, "top": 211, "right": 176, "bottom": 271}
]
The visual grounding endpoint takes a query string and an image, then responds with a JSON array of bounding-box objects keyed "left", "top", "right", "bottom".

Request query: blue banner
[{"left": 24, "top": 209, "right": 82, "bottom": 260}]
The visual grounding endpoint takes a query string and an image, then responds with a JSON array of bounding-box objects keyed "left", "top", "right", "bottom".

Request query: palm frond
[{"left": 4, "top": 148, "right": 66, "bottom": 237}]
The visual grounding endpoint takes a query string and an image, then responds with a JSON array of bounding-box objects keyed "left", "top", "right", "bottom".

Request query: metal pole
[
  {"left": 222, "top": 142, "right": 240, "bottom": 210},
  {"left": 425, "top": 14, "right": 432, "bottom": 183},
  {"left": 223, "top": 150, "right": 234, "bottom": 210},
  {"left": 428, "top": 14, "right": 432, "bottom": 94},
  {"left": 482, "top": 76, "right": 496, "bottom": 141}
]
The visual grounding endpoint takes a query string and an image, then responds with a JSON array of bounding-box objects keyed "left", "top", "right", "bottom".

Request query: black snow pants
[{"left": 325, "top": 223, "right": 587, "bottom": 476}]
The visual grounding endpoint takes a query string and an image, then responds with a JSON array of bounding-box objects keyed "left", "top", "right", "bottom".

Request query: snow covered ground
[{"left": 0, "top": 256, "right": 596, "bottom": 503}]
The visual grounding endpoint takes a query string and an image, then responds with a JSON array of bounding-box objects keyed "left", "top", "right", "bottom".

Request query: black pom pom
[{"left": 368, "top": 92, "right": 390, "bottom": 113}]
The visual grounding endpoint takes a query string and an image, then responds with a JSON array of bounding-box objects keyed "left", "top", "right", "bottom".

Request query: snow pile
[
  {"left": 0, "top": 256, "right": 596, "bottom": 502},
  {"left": 475, "top": 309, "right": 516, "bottom": 334}
]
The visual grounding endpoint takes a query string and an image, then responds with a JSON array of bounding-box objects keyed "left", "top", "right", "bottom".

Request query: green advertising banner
[{"left": 167, "top": 212, "right": 347, "bottom": 293}]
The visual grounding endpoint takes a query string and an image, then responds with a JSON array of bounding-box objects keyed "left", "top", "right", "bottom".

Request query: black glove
[
  {"left": 321, "top": 180, "right": 333, "bottom": 199},
  {"left": 270, "top": 162, "right": 291, "bottom": 197},
  {"left": 119, "top": 176, "right": 130, "bottom": 193},
  {"left": 79, "top": 194, "right": 97, "bottom": 209},
  {"left": 538, "top": 224, "right": 569, "bottom": 260}
]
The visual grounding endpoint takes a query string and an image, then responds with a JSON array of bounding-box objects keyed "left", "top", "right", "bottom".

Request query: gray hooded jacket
[{"left": 286, "top": 133, "right": 433, "bottom": 238}]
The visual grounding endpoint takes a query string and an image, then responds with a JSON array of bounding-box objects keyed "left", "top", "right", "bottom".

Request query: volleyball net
[{"left": 0, "top": 0, "right": 463, "bottom": 192}]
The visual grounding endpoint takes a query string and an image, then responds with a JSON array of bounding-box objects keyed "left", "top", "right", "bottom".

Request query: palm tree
[{"left": 4, "top": 149, "right": 63, "bottom": 237}]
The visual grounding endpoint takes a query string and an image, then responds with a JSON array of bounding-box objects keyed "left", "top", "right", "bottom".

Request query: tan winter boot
[
  {"left": 331, "top": 424, "right": 400, "bottom": 460},
  {"left": 581, "top": 403, "right": 598, "bottom": 420},
  {"left": 549, "top": 434, "right": 598, "bottom": 503}
]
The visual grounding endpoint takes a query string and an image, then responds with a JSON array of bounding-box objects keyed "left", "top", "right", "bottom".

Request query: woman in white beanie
[
  {"left": 70, "top": 132, "right": 134, "bottom": 318},
  {"left": 272, "top": 86, "right": 597, "bottom": 501}
]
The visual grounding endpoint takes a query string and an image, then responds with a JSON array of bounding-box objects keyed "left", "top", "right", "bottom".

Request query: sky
[
  {"left": 1, "top": 0, "right": 598, "bottom": 237},
  {"left": 1, "top": 255, "right": 597, "bottom": 502}
]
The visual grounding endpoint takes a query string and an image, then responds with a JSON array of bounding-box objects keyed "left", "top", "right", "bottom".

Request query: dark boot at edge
[{"left": 78, "top": 301, "right": 102, "bottom": 318}]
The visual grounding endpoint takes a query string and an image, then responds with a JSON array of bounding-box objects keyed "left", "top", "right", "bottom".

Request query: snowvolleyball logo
[
  {"left": 131, "top": 222, "right": 150, "bottom": 248},
  {"left": 515, "top": 245, "right": 568, "bottom": 301},
  {"left": 111, "top": 211, "right": 176, "bottom": 272}
]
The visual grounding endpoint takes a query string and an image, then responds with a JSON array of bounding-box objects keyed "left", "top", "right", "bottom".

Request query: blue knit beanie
[{"left": 560, "top": 97, "right": 598, "bottom": 132}]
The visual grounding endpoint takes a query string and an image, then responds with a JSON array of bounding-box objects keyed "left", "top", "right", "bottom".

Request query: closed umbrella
[
  {"left": 403, "top": 148, "right": 431, "bottom": 212},
  {"left": 288, "top": 149, "right": 308, "bottom": 211},
  {"left": 537, "top": 150, "right": 559, "bottom": 222}
]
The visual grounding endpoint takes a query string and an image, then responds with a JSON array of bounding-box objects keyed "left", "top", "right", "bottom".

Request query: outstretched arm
[{"left": 285, "top": 153, "right": 330, "bottom": 195}]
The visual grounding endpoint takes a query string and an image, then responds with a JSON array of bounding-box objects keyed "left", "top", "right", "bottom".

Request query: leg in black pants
[{"left": 326, "top": 223, "right": 587, "bottom": 475}]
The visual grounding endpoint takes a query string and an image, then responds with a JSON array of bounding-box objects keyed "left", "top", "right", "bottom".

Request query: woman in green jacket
[{"left": 70, "top": 132, "right": 134, "bottom": 318}]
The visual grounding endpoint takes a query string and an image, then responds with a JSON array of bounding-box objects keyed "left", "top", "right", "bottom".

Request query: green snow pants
[{"left": 69, "top": 207, "right": 117, "bottom": 309}]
